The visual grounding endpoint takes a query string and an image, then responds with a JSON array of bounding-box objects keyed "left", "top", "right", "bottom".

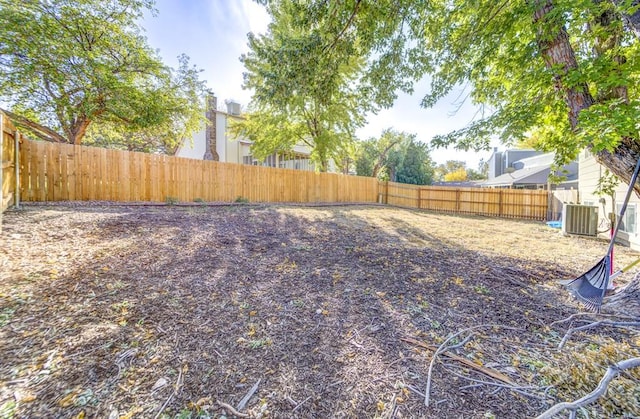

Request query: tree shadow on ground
[{"left": 0, "top": 204, "right": 619, "bottom": 418}]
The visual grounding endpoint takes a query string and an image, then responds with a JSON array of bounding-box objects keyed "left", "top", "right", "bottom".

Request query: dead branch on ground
[
  {"left": 216, "top": 400, "right": 251, "bottom": 418},
  {"left": 550, "top": 312, "right": 639, "bottom": 327},
  {"left": 557, "top": 321, "right": 640, "bottom": 350},
  {"left": 416, "top": 324, "right": 522, "bottom": 407},
  {"left": 401, "top": 336, "right": 515, "bottom": 385},
  {"left": 535, "top": 357, "right": 640, "bottom": 419}
]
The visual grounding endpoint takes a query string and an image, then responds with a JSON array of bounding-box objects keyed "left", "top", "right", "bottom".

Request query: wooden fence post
[
  {"left": 456, "top": 189, "right": 461, "bottom": 212},
  {"left": 417, "top": 187, "right": 422, "bottom": 209},
  {"left": 385, "top": 181, "right": 389, "bottom": 204},
  {"left": 14, "top": 130, "right": 19, "bottom": 209},
  {"left": 0, "top": 113, "right": 3, "bottom": 232},
  {"left": 498, "top": 189, "right": 504, "bottom": 217}
]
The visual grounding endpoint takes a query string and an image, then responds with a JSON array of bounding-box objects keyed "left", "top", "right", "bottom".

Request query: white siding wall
[
  {"left": 579, "top": 150, "right": 640, "bottom": 249},
  {"left": 176, "top": 108, "right": 314, "bottom": 169},
  {"left": 177, "top": 127, "right": 207, "bottom": 160}
]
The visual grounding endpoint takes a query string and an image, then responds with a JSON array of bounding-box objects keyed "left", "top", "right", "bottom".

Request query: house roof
[
  {"left": 483, "top": 165, "right": 553, "bottom": 187},
  {"left": 482, "top": 152, "right": 578, "bottom": 187}
]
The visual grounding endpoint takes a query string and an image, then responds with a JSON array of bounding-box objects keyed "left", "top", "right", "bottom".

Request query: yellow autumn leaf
[
  {"left": 74, "top": 411, "right": 85, "bottom": 419},
  {"left": 58, "top": 391, "right": 78, "bottom": 407},
  {"left": 377, "top": 400, "right": 385, "bottom": 411},
  {"left": 196, "top": 397, "right": 211, "bottom": 407},
  {"left": 16, "top": 392, "right": 36, "bottom": 403},
  {"left": 119, "top": 406, "right": 142, "bottom": 419},
  {"left": 249, "top": 310, "right": 257, "bottom": 316}
]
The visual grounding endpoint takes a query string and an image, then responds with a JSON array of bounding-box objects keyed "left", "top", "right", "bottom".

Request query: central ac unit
[{"left": 562, "top": 204, "right": 598, "bottom": 236}]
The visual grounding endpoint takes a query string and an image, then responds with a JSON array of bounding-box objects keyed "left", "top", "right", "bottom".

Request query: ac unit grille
[{"left": 562, "top": 204, "right": 598, "bottom": 236}]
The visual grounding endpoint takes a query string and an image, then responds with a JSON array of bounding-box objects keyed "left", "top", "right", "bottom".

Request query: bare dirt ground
[{"left": 1, "top": 203, "right": 639, "bottom": 418}]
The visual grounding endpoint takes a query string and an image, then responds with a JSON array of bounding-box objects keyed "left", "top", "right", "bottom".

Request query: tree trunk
[
  {"left": 372, "top": 139, "right": 401, "bottom": 178},
  {"left": 69, "top": 117, "right": 92, "bottom": 145},
  {"left": 533, "top": 0, "right": 640, "bottom": 308},
  {"left": 532, "top": 0, "right": 595, "bottom": 129}
]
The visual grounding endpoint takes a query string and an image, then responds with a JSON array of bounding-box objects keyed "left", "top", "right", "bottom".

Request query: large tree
[
  {"left": 355, "top": 129, "right": 434, "bottom": 185},
  {"left": 0, "top": 0, "right": 206, "bottom": 147},
  {"left": 254, "top": 0, "right": 640, "bottom": 186},
  {"left": 234, "top": 1, "right": 382, "bottom": 172}
]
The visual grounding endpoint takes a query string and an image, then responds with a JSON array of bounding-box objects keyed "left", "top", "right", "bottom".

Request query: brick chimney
[{"left": 203, "top": 94, "right": 219, "bottom": 161}]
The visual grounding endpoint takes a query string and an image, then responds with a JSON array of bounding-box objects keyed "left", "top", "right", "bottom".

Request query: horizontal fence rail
[
  {"left": 381, "top": 181, "right": 548, "bottom": 220},
  {"left": 1, "top": 120, "right": 549, "bottom": 222},
  {"left": 17, "top": 138, "right": 379, "bottom": 204}
]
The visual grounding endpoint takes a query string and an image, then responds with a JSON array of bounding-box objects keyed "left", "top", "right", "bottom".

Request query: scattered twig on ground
[
  {"left": 292, "top": 396, "right": 312, "bottom": 413},
  {"left": 154, "top": 365, "right": 184, "bottom": 419},
  {"left": 237, "top": 378, "right": 261, "bottom": 411},
  {"left": 217, "top": 400, "right": 251, "bottom": 418},
  {"left": 401, "top": 336, "right": 516, "bottom": 386},
  {"left": 558, "top": 321, "right": 640, "bottom": 350},
  {"left": 550, "top": 312, "right": 638, "bottom": 327},
  {"left": 535, "top": 357, "right": 640, "bottom": 419},
  {"left": 65, "top": 340, "right": 114, "bottom": 358},
  {"left": 441, "top": 363, "right": 552, "bottom": 401},
  {"left": 414, "top": 324, "right": 522, "bottom": 407}
]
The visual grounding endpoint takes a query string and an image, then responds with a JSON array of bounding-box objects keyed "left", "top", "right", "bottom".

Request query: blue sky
[{"left": 142, "top": 0, "right": 495, "bottom": 169}]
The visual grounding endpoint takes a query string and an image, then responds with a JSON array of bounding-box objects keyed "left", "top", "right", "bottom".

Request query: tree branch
[
  {"left": 0, "top": 109, "right": 67, "bottom": 143},
  {"left": 535, "top": 357, "right": 640, "bottom": 419},
  {"left": 324, "top": 0, "right": 361, "bottom": 53}
]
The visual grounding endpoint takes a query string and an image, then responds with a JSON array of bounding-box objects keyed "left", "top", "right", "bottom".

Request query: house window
[{"left": 616, "top": 203, "right": 637, "bottom": 234}]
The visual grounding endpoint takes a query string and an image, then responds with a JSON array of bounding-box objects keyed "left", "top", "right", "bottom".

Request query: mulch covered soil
[{"left": 1, "top": 203, "right": 639, "bottom": 418}]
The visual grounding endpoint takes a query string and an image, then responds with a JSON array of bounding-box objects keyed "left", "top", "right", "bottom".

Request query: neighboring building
[
  {"left": 487, "top": 148, "right": 542, "bottom": 179},
  {"left": 483, "top": 152, "right": 578, "bottom": 189},
  {"left": 431, "top": 181, "right": 484, "bottom": 188},
  {"left": 176, "top": 95, "right": 313, "bottom": 171},
  {"left": 578, "top": 149, "right": 640, "bottom": 249}
]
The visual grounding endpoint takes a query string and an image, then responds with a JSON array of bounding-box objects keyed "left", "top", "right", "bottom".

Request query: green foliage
[
  {"left": 0, "top": 0, "right": 207, "bottom": 147},
  {"left": 595, "top": 169, "right": 620, "bottom": 199},
  {"left": 234, "top": 196, "right": 249, "bottom": 204},
  {"left": 263, "top": 0, "right": 640, "bottom": 175},
  {"left": 355, "top": 129, "right": 434, "bottom": 185},
  {"left": 165, "top": 196, "right": 179, "bottom": 205},
  {"left": 233, "top": 0, "right": 377, "bottom": 171}
]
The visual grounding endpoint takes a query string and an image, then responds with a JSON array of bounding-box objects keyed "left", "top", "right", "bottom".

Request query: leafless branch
[
  {"left": 423, "top": 324, "right": 521, "bottom": 407},
  {"left": 154, "top": 365, "right": 184, "bottom": 419},
  {"left": 558, "top": 321, "right": 640, "bottom": 350},
  {"left": 236, "top": 378, "right": 261, "bottom": 411},
  {"left": 536, "top": 357, "right": 640, "bottom": 419},
  {"left": 550, "top": 312, "right": 638, "bottom": 327}
]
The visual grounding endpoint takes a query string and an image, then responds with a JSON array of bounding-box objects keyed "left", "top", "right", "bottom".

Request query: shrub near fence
[
  {"left": 17, "top": 137, "right": 379, "bottom": 204},
  {"left": 381, "top": 181, "right": 548, "bottom": 220}
]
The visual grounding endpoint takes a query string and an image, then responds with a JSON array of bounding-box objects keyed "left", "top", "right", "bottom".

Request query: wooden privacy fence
[
  {"left": 381, "top": 181, "right": 549, "bottom": 220},
  {"left": 0, "top": 117, "right": 549, "bottom": 222},
  {"left": 17, "top": 137, "right": 379, "bottom": 204}
]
